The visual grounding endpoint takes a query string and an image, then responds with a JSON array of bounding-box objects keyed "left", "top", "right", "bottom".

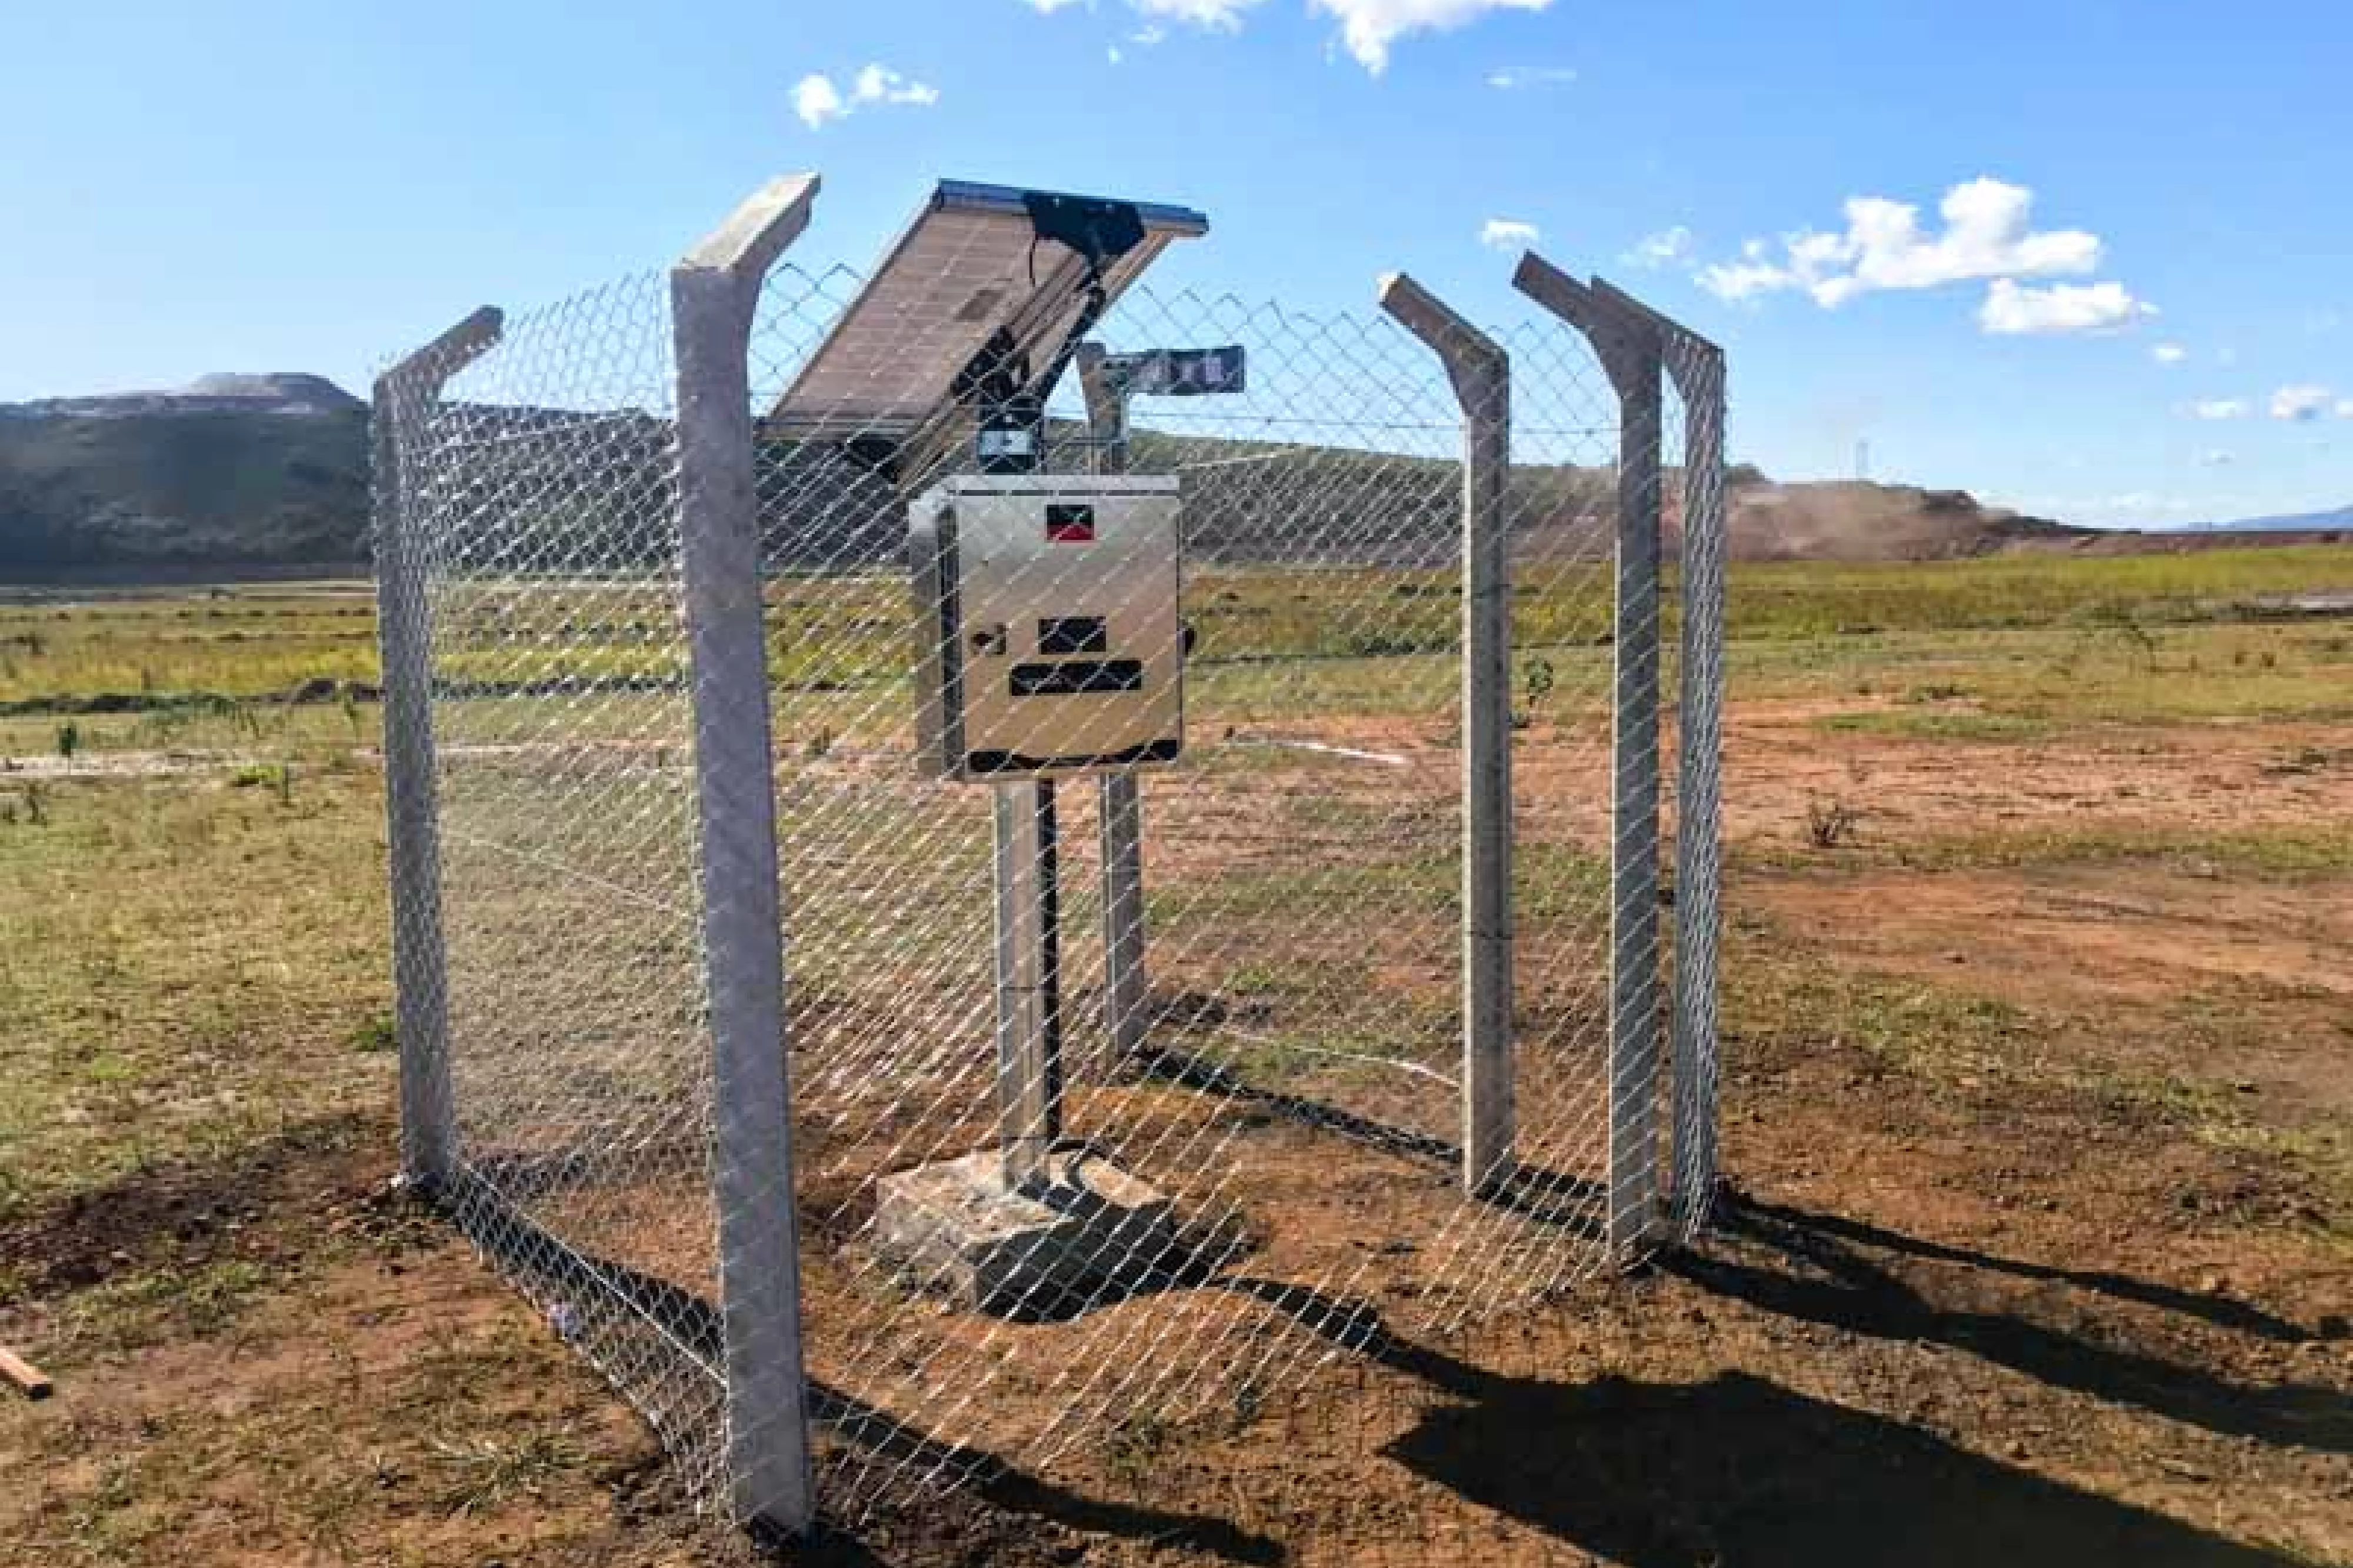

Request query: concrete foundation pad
[{"left": 873, "top": 1147, "right": 1178, "bottom": 1318}]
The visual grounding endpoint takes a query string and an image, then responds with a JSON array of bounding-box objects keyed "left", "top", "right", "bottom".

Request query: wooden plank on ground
[{"left": 0, "top": 1345, "right": 53, "bottom": 1400}]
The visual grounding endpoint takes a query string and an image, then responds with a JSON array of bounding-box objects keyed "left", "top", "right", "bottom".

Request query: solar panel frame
[{"left": 765, "top": 180, "right": 1208, "bottom": 442}]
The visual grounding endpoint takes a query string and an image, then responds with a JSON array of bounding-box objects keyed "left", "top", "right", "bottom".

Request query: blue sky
[{"left": 4, "top": 0, "right": 2347, "bottom": 526}]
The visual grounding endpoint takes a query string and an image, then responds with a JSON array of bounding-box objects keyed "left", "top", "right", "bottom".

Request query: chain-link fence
[{"left": 372, "top": 175, "right": 1725, "bottom": 1537}]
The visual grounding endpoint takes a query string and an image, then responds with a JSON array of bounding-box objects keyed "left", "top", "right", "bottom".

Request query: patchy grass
[
  {"left": 1743, "top": 820, "right": 2353, "bottom": 879},
  {"left": 49, "top": 1259, "right": 278, "bottom": 1356},
  {"left": 0, "top": 770, "right": 391, "bottom": 1225},
  {"left": 1720, "top": 915, "right": 2353, "bottom": 1229},
  {"left": 5, "top": 559, "right": 2353, "bottom": 1564}
]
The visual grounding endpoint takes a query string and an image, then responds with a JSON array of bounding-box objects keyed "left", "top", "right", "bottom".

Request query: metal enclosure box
[{"left": 911, "top": 476, "right": 1184, "bottom": 780}]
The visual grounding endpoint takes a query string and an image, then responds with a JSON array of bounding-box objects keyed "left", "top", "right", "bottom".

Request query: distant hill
[
  {"left": 2157, "top": 503, "right": 2353, "bottom": 535},
  {"left": 1718, "top": 478, "right": 2091, "bottom": 561},
  {"left": 0, "top": 375, "right": 369, "bottom": 576},
  {"left": 1, "top": 372, "right": 363, "bottom": 423},
  {"left": 1, "top": 373, "right": 2341, "bottom": 579}
]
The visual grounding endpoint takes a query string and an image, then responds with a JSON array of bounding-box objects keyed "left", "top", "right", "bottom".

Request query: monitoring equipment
[{"left": 911, "top": 475, "right": 1184, "bottom": 780}]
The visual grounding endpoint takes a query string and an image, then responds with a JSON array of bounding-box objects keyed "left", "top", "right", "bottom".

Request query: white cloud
[
  {"left": 1625, "top": 226, "right": 1692, "bottom": 270},
  {"left": 1979, "top": 279, "right": 2155, "bottom": 336},
  {"left": 1133, "top": 0, "right": 1266, "bottom": 29},
  {"left": 1108, "top": 43, "right": 1124, "bottom": 62},
  {"left": 1479, "top": 218, "right": 1539, "bottom": 251},
  {"left": 1064, "top": 0, "right": 1549, "bottom": 71},
  {"left": 2339, "top": 399, "right": 2353, "bottom": 419},
  {"left": 2187, "top": 398, "right": 2248, "bottom": 421},
  {"left": 1697, "top": 241, "right": 1795, "bottom": 303},
  {"left": 2151, "top": 342, "right": 2187, "bottom": 365},
  {"left": 1309, "top": 0, "right": 1554, "bottom": 74},
  {"left": 852, "top": 64, "right": 939, "bottom": 106},
  {"left": 2271, "top": 383, "right": 2334, "bottom": 422},
  {"left": 1700, "top": 177, "right": 2109, "bottom": 312},
  {"left": 795, "top": 64, "right": 939, "bottom": 129},
  {"left": 792, "top": 74, "right": 846, "bottom": 129},
  {"left": 2197, "top": 449, "right": 2234, "bottom": 468},
  {"left": 1487, "top": 64, "right": 1576, "bottom": 89}
]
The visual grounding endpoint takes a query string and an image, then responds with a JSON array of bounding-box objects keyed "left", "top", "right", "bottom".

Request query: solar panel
[{"left": 767, "top": 180, "right": 1208, "bottom": 443}]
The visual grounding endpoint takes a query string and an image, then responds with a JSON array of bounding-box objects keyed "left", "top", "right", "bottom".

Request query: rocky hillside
[
  {"left": 2, "top": 374, "right": 2337, "bottom": 578},
  {"left": 1, "top": 375, "right": 369, "bottom": 576}
]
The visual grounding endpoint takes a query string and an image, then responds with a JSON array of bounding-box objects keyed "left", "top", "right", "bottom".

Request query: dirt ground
[{"left": 5, "top": 689, "right": 2351, "bottom": 1566}]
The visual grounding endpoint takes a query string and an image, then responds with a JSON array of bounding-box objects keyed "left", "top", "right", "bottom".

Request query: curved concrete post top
[
  {"left": 1378, "top": 271, "right": 1508, "bottom": 404},
  {"left": 1509, "top": 251, "right": 1660, "bottom": 399},
  {"left": 678, "top": 172, "right": 821, "bottom": 283},
  {"left": 377, "top": 306, "right": 504, "bottom": 401},
  {"left": 1589, "top": 276, "right": 1723, "bottom": 401}
]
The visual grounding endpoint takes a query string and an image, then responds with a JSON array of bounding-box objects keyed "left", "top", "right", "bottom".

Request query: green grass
[
  {"left": 1720, "top": 542, "right": 2353, "bottom": 641},
  {"left": 6, "top": 545, "right": 2345, "bottom": 739},
  {"left": 0, "top": 770, "right": 391, "bottom": 1225}
]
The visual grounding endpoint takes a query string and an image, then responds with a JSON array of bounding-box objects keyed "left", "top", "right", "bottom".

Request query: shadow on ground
[
  {"left": 1224, "top": 1188, "right": 2335, "bottom": 1567},
  {"left": 1385, "top": 1367, "right": 2301, "bottom": 1568},
  {"left": 786, "top": 1186, "right": 2344, "bottom": 1564},
  {"left": 1668, "top": 1191, "right": 2351, "bottom": 1454}
]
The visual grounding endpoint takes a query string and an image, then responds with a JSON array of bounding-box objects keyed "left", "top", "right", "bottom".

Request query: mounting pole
[
  {"left": 1078, "top": 344, "right": 1151, "bottom": 1076},
  {"left": 986, "top": 355, "right": 1094, "bottom": 1194},
  {"left": 1378, "top": 272, "right": 1516, "bottom": 1199},
  {"left": 672, "top": 171, "right": 821, "bottom": 1536},
  {"left": 993, "top": 779, "right": 1064, "bottom": 1190}
]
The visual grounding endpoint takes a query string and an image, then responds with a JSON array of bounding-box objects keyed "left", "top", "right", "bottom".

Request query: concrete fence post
[
  {"left": 1511, "top": 254, "right": 1669, "bottom": 1259},
  {"left": 372, "top": 305, "right": 502, "bottom": 1195},
  {"left": 1377, "top": 272, "right": 1515, "bottom": 1198},
  {"left": 670, "top": 172, "right": 821, "bottom": 1536},
  {"left": 1595, "top": 282, "right": 1729, "bottom": 1237}
]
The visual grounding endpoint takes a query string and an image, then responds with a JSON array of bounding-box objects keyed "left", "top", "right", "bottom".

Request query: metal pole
[
  {"left": 994, "top": 779, "right": 1063, "bottom": 1190},
  {"left": 1377, "top": 274, "right": 1515, "bottom": 1198},
  {"left": 1511, "top": 255, "right": 1669, "bottom": 1259},
  {"left": 1595, "top": 281, "right": 1728, "bottom": 1239},
  {"left": 372, "top": 305, "right": 502, "bottom": 1195},
  {"left": 1078, "top": 345, "right": 1150, "bottom": 1072},
  {"left": 670, "top": 172, "right": 821, "bottom": 1537}
]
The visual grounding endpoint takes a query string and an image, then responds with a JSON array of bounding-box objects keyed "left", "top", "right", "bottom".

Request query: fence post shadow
[{"left": 1668, "top": 1189, "right": 2352, "bottom": 1454}]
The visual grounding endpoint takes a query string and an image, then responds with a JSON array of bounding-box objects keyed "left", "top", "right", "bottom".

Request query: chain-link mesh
[
  {"left": 373, "top": 234, "right": 1726, "bottom": 1529},
  {"left": 380, "top": 276, "right": 737, "bottom": 1499}
]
